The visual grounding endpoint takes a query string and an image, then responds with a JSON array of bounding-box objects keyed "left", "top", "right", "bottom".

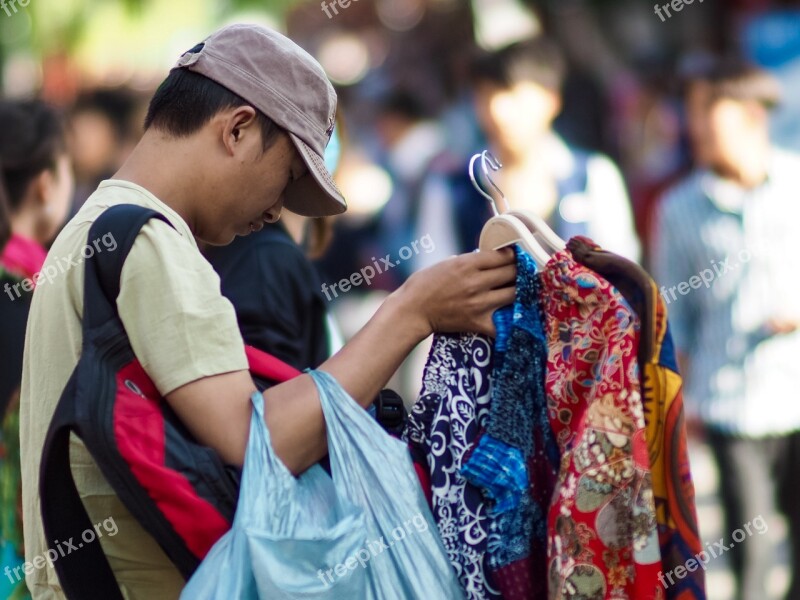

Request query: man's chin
[{"left": 198, "top": 231, "right": 241, "bottom": 247}]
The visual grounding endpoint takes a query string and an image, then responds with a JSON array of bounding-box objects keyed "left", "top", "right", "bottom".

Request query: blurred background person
[
  {"left": 372, "top": 90, "right": 449, "bottom": 286},
  {"left": 0, "top": 99, "right": 73, "bottom": 600},
  {"left": 653, "top": 60, "right": 800, "bottom": 600},
  {"left": 413, "top": 37, "right": 641, "bottom": 271},
  {"left": 67, "top": 88, "right": 141, "bottom": 212}
]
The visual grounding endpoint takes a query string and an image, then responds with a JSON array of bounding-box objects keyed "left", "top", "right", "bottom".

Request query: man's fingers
[
  {"left": 475, "top": 264, "right": 517, "bottom": 290},
  {"left": 481, "top": 286, "right": 516, "bottom": 312},
  {"left": 471, "top": 248, "right": 516, "bottom": 270},
  {"left": 474, "top": 316, "right": 497, "bottom": 339}
]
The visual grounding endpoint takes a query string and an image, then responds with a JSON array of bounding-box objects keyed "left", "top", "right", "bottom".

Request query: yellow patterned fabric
[{"left": 642, "top": 293, "right": 705, "bottom": 599}]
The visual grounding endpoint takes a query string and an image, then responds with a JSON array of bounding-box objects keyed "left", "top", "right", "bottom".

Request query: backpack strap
[
  {"left": 40, "top": 205, "right": 169, "bottom": 600},
  {"left": 84, "top": 205, "right": 173, "bottom": 331}
]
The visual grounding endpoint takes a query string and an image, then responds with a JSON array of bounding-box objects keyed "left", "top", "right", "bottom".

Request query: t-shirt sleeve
[{"left": 117, "top": 219, "right": 248, "bottom": 396}]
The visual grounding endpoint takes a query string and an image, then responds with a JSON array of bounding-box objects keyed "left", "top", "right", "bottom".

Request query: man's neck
[
  {"left": 493, "top": 134, "right": 551, "bottom": 170},
  {"left": 714, "top": 158, "right": 769, "bottom": 189},
  {"left": 713, "top": 138, "right": 771, "bottom": 189},
  {"left": 113, "top": 132, "right": 205, "bottom": 234}
]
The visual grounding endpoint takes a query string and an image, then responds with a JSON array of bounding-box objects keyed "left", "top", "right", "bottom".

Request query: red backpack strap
[{"left": 244, "top": 345, "right": 302, "bottom": 382}]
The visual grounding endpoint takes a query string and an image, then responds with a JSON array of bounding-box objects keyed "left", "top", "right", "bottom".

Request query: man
[
  {"left": 20, "top": 25, "right": 516, "bottom": 598},
  {"left": 653, "top": 60, "right": 800, "bottom": 600}
]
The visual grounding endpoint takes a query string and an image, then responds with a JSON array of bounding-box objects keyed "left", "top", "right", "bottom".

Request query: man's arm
[{"left": 166, "top": 249, "right": 516, "bottom": 474}]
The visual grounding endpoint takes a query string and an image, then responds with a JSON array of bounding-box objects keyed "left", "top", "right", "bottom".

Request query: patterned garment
[
  {"left": 404, "top": 334, "right": 502, "bottom": 600},
  {"left": 643, "top": 300, "right": 705, "bottom": 599},
  {"left": 461, "top": 247, "right": 559, "bottom": 599},
  {"left": 568, "top": 236, "right": 705, "bottom": 599},
  {"left": 541, "top": 250, "right": 663, "bottom": 600}
]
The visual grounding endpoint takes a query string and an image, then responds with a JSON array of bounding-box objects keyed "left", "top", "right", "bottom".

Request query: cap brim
[{"left": 283, "top": 133, "right": 347, "bottom": 217}]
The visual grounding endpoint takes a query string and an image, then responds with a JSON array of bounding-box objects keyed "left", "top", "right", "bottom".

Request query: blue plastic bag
[{"left": 182, "top": 370, "right": 463, "bottom": 599}]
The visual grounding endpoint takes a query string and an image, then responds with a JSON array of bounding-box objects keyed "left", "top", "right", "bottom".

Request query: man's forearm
[
  {"left": 263, "top": 291, "right": 429, "bottom": 474},
  {"left": 168, "top": 250, "right": 514, "bottom": 476}
]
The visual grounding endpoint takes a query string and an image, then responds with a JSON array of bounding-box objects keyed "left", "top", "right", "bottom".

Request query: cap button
[{"left": 176, "top": 51, "right": 201, "bottom": 67}]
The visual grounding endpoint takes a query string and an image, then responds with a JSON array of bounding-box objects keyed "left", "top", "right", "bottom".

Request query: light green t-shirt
[{"left": 19, "top": 180, "right": 249, "bottom": 599}]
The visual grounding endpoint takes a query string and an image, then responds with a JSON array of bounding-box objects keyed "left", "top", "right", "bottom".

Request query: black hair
[
  {"left": 144, "top": 68, "right": 282, "bottom": 151},
  {"left": 470, "top": 37, "right": 567, "bottom": 93},
  {"left": 376, "top": 90, "right": 429, "bottom": 121},
  {"left": 71, "top": 88, "right": 139, "bottom": 143},
  {"left": 684, "top": 57, "right": 782, "bottom": 108},
  {"left": 0, "top": 99, "right": 68, "bottom": 250}
]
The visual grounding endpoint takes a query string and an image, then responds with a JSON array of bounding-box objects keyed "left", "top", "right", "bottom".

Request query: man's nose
[{"left": 264, "top": 197, "right": 284, "bottom": 223}]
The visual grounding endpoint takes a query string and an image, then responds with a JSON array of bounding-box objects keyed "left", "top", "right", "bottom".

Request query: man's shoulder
[{"left": 58, "top": 184, "right": 194, "bottom": 264}]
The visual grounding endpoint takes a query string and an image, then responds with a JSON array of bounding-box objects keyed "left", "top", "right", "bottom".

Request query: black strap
[
  {"left": 39, "top": 205, "right": 172, "bottom": 600},
  {"left": 84, "top": 205, "right": 173, "bottom": 332}
]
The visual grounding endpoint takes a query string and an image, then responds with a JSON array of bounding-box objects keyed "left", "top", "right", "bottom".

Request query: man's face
[
  {"left": 474, "top": 80, "right": 560, "bottom": 156},
  {"left": 686, "top": 82, "right": 766, "bottom": 175},
  {"left": 199, "top": 117, "right": 307, "bottom": 245}
]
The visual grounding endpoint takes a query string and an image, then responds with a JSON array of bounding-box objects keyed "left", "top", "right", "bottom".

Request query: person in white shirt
[
  {"left": 653, "top": 59, "right": 800, "bottom": 600},
  {"left": 414, "top": 37, "right": 641, "bottom": 267}
]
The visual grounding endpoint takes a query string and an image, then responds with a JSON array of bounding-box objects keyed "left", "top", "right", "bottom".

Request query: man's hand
[{"left": 395, "top": 248, "right": 517, "bottom": 338}]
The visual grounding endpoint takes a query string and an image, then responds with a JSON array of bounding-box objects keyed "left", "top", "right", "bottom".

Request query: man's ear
[
  {"left": 30, "top": 169, "right": 54, "bottom": 207},
  {"left": 545, "top": 89, "right": 562, "bottom": 122},
  {"left": 221, "top": 106, "right": 259, "bottom": 156}
]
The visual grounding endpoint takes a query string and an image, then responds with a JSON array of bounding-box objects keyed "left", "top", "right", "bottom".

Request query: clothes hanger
[
  {"left": 472, "top": 151, "right": 559, "bottom": 267},
  {"left": 475, "top": 150, "right": 566, "bottom": 254}
]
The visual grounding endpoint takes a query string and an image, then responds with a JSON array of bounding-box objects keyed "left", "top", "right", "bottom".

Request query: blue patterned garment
[
  {"left": 461, "top": 248, "right": 559, "bottom": 597},
  {"left": 403, "top": 248, "right": 560, "bottom": 599}
]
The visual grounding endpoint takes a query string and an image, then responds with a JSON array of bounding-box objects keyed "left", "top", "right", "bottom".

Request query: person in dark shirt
[
  {"left": 204, "top": 221, "right": 330, "bottom": 371},
  {"left": 0, "top": 270, "right": 31, "bottom": 416}
]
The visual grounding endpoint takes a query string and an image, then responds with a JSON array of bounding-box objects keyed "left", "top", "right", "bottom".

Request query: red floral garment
[{"left": 541, "top": 250, "right": 663, "bottom": 600}]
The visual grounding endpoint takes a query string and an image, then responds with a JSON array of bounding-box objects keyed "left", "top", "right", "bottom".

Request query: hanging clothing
[
  {"left": 460, "top": 247, "right": 558, "bottom": 600},
  {"left": 406, "top": 241, "right": 695, "bottom": 600},
  {"left": 403, "top": 333, "right": 502, "bottom": 600},
  {"left": 569, "top": 236, "right": 705, "bottom": 600},
  {"left": 541, "top": 249, "right": 663, "bottom": 600}
]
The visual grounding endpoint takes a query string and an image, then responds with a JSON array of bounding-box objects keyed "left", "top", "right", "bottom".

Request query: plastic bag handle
[
  {"left": 235, "top": 391, "right": 296, "bottom": 525},
  {"left": 307, "top": 370, "right": 407, "bottom": 480}
]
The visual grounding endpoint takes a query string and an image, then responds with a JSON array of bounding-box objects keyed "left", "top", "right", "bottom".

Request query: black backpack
[{"left": 39, "top": 204, "right": 302, "bottom": 599}]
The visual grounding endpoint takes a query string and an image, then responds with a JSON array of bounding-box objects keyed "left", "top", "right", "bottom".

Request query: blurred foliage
[
  {"left": 0, "top": 0, "right": 297, "bottom": 74},
  {"left": 0, "top": 0, "right": 301, "bottom": 88}
]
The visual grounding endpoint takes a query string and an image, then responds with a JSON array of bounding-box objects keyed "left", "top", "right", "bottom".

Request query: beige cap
[{"left": 173, "top": 24, "right": 346, "bottom": 217}]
